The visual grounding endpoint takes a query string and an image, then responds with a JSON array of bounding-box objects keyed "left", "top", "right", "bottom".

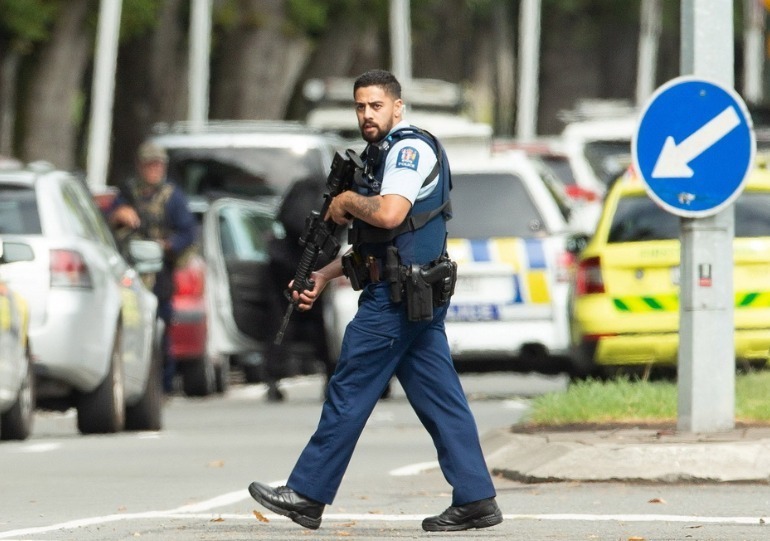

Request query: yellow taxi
[{"left": 568, "top": 166, "right": 770, "bottom": 377}]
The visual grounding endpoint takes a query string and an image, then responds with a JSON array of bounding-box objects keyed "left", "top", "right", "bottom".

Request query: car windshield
[
  {"left": 447, "top": 173, "right": 548, "bottom": 238},
  {"left": 167, "top": 147, "right": 327, "bottom": 199},
  {"left": 608, "top": 192, "right": 770, "bottom": 243},
  {"left": 0, "top": 186, "right": 42, "bottom": 234},
  {"left": 584, "top": 140, "right": 631, "bottom": 186}
]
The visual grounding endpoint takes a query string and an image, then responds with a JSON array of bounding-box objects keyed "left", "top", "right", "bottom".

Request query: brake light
[
  {"left": 555, "top": 250, "right": 576, "bottom": 283},
  {"left": 575, "top": 256, "right": 604, "bottom": 295},
  {"left": 174, "top": 261, "right": 204, "bottom": 297},
  {"left": 50, "top": 249, "right": 92, "bottom": 288},
  {"left": 565, "top": 184, "right": 600, "bottom": 202}
]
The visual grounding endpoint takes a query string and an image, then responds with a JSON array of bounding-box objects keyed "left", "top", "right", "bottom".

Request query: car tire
[
  {"left": 77, "top": 329, "right": 126, "bottom": 434},
  {"left": 214, "top": 360, "right": 229, "bottom": 394},
  {"left": 125, "top": 327, "right": 163, "bottom": 431},
  {"left": 568, "top": 340, "right": 599, "bottom": 382},
  {"left": 180, "top": 356, "right": 215, "bottom": 397},
  {"left": 0, "top": 348, "right": 35, "bottom": 441}
]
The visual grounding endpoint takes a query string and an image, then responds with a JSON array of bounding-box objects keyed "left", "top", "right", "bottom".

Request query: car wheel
[
  {"left": 125, "top": 326, "right": 163, "bottom": 431},
  {"left": 0, "top": 348, "right": 35, "bottom": 441},
  {"left": 568, "top": 340, "right": 599, "bottom": 382},
  {"left": 214, "top": 359, "right": 229, "bottom": 394},
  {"left": 77, "top": 329, "right": 126, "bottom": 434},
  {"left": 180, "top": 356, "right": 215, "bottom": 397}
]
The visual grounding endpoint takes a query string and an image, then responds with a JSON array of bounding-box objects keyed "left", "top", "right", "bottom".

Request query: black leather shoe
[
  {"left": 248, "top": 482, "right": 324, "bottom": 530},
  {"left": 422, "top": 497, "right": 503, "bottom": 532}
]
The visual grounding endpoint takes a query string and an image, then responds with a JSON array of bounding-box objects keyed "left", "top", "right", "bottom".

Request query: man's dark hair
[{"left": 353, "top": 69, "right": 401, "bottom": 99}]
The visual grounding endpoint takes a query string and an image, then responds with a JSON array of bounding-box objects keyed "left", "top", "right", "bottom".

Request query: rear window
[
  {"left": 608, "top": 192, "right": 770, "bottom": 243},
  {"left": 447, "top": 173, "right": 548, "bottom": 238},
  {"left": 0, "top": 187, "right": 41, "bottom": 234},
  {"left": 166, "top": 147, "right": 327, "bottom": 199}
]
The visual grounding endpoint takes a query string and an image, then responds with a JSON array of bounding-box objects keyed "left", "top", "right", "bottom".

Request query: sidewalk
[{"left": 483, "top": 424, "right": 770, "bottom": 484}]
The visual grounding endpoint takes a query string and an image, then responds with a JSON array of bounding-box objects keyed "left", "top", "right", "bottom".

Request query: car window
[
  {"left": 218, "top": 206, "right": 275, "bottom": 261},
  {"left": 60, "top": 182, "right": 102, "bottom": 242},
  {"left": 0, "top": 187, "right": 42, "bottom": 234},
  {"left": 735, "top": 192, "right": 770, "bottom": 237},
  {"left": 583, "top": 140, "right": 631, "bottom": 186},
  {"left": 447, "top": 173, "right": 548, "bottom": 238},
  {"left": 69, "top": 181, "right": 119, "bottom": 249},
  {"left": 167, "top": 147, "right": 327, "bottom": 199},
  {"left": 608, "top": 192, "right": 770, "bottom": 243},
  {"left": 540, "top": 155, "right": 576, "bottom": 186}
]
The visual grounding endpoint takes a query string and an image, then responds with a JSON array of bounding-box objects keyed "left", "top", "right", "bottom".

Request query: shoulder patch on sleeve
[{"left": 395, "top": 146, "right": 420, "bottom": 171}]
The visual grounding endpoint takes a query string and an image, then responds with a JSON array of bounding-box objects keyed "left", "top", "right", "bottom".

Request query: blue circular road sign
[{"left": 632, "top": 76, "right": 755, "bottom": 218}]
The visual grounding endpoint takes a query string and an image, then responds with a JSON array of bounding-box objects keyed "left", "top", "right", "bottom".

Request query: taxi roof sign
[{"left": 632, "top": 76, "right": 756, "bottom": 218}]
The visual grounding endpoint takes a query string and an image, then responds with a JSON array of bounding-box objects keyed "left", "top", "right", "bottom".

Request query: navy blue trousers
[{"left": 287, "top": 283, "right": 496, "bottom": 506}]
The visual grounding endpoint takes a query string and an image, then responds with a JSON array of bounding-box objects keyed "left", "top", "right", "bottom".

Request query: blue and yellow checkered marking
[{"left": 447, "top": 237, "right": 551, "bottom": 304}]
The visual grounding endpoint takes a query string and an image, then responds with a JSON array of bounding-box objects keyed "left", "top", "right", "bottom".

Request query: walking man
[{"left": 248, "top": 69, "right": 502, "bottom": 532}]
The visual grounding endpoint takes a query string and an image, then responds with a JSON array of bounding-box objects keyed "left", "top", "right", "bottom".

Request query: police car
[
  {"left": 323, "top": 150, "right": 578, "bottom": 372},
  {"left": 443, "top": 151, "right": 577, "bottom": 369},
  {"left": 568, "top": 167, "right": 770, "bottom": 377}
]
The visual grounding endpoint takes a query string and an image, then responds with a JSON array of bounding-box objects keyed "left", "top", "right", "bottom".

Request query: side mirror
[
  {"left": 566, "top": 233, "right": 590, "bottom": 255},
  {"left": 0, "top": 241, "right": 34, "bottom": 263},
  {"left": 128, "top": 239, "right": 164, "bottom": 275}
]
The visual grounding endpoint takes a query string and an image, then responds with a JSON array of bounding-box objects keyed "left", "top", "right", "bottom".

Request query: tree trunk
[
  {"left": 0, "top": 50, "right": 21, "bottom": 157},
  {"left": 20, "top": 0, "right": 90, "bottom": 169},
  {"left": 210, "top": 0, "right": 311, "bottom": 119},
  {"left": 111, "top": 0, "right": 188, "bottom": 185}
]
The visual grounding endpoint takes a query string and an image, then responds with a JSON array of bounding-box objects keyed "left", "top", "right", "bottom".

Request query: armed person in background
[
  {"left": 248, "top": 69, "right": 502, "bottom": 532},
  {"left": 109, "top": 141, "right": 196, "bottom": 394},
  {"left": 262, "top": 177, "right": 336, "bottom": 402}
]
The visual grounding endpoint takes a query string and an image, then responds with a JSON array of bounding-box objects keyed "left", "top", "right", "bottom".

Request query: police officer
[
  {"left": 248, "top": 70, "right": 502, "bottom": 532},
  {"left": 109, "top": 141, "right": 196, "bottom": 394}
]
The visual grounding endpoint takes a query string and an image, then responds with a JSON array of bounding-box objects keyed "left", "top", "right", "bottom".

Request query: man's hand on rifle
[{"left": 290, "top": 271, "right": 329, "bottom": 311}]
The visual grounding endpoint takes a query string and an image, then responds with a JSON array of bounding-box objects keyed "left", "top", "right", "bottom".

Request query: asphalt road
[{"left": 1, "top": 371, "right": 770, "bottom": 540}]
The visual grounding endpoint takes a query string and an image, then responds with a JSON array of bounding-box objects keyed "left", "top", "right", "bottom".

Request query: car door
[
  {"left": 62, "top": 179, "right": 149, "bottom": 391},
  {"left": 203, "top": 198, "right": 278, "bottom": 358}
]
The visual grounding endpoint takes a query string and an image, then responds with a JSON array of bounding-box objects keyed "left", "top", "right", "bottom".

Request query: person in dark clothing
[
  {"left": 109, "top": 141, "right": 196, "bottom": 394},
  {"left": 262, "top": 177, "right": 336, "bottom": 401}
]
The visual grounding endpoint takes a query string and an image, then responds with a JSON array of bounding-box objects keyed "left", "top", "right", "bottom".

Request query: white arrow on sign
[{"left": 651, "top": 106, "right": 741, "bottom": 178}]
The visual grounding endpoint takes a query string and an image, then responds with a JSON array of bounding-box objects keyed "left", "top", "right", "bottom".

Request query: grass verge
[{"left": 521, "top": 369, "right": 770, "bottom": 427}]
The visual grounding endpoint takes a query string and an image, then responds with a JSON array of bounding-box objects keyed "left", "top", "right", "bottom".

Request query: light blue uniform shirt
[{"left": 378, "top": 121, "right": 439, "bottom": 205}]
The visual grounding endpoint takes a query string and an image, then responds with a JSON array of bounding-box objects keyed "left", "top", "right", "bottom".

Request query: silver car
[{"left": 0, "top": 163, "right": 164, "bottom": 434}]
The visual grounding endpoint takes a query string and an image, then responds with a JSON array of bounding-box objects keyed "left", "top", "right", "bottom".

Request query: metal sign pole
[
  {"left": 86, "top": 0, "right": 123, "bottom": 189},
  {"left": 678, "top": 0, "right": 735, "bottom": 432}
]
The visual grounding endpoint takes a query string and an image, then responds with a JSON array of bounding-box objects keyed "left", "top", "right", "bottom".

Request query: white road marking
[
  {"left": 3, "top": 509, "right": 768, "bottom": 538},
  {"left": 389, "top": 460, "right": 439, "bottom": 476}
]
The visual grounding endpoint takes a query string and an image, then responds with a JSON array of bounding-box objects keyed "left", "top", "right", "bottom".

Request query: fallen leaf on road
[
  {"left": 207, "top": 460, "right": 225, "bottom": 468},
  {"left": 628, "top": 537, "right": 645, "bottom": 541},
  {"left": 648, "top": 497, "right": 666, "bottom": 504},
  {"left": 253, "top": 510, "right": 269, "bottom": 522}
]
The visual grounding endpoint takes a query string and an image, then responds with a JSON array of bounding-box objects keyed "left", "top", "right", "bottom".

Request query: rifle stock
[{"left": 274, "top": 149, "right": 363, "bottom": 345}]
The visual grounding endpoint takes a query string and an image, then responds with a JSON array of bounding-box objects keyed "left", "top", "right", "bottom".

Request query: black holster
[
  {"left": 389, "top": 249, "right": 458, "bottom": 321},
  {"left": 341, "top": 251, "right": 367, "bottom": 291}
]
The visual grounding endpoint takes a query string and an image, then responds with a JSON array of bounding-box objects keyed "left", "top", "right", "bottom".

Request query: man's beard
[{"left": 360, "top": 122, "right": 388, "bottom": 143}]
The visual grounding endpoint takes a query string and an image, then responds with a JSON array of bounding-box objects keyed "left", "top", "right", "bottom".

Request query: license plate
[
  {"left": 446, "top": 304, "right": 500, "bottom": 322},
  {"left": 453, "top": 275, "right": 481, "bottom": 295}
]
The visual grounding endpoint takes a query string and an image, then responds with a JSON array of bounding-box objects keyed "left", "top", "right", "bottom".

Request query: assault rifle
[{"left": 274, "top": 149, "right": 364, "bottom": 345}]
